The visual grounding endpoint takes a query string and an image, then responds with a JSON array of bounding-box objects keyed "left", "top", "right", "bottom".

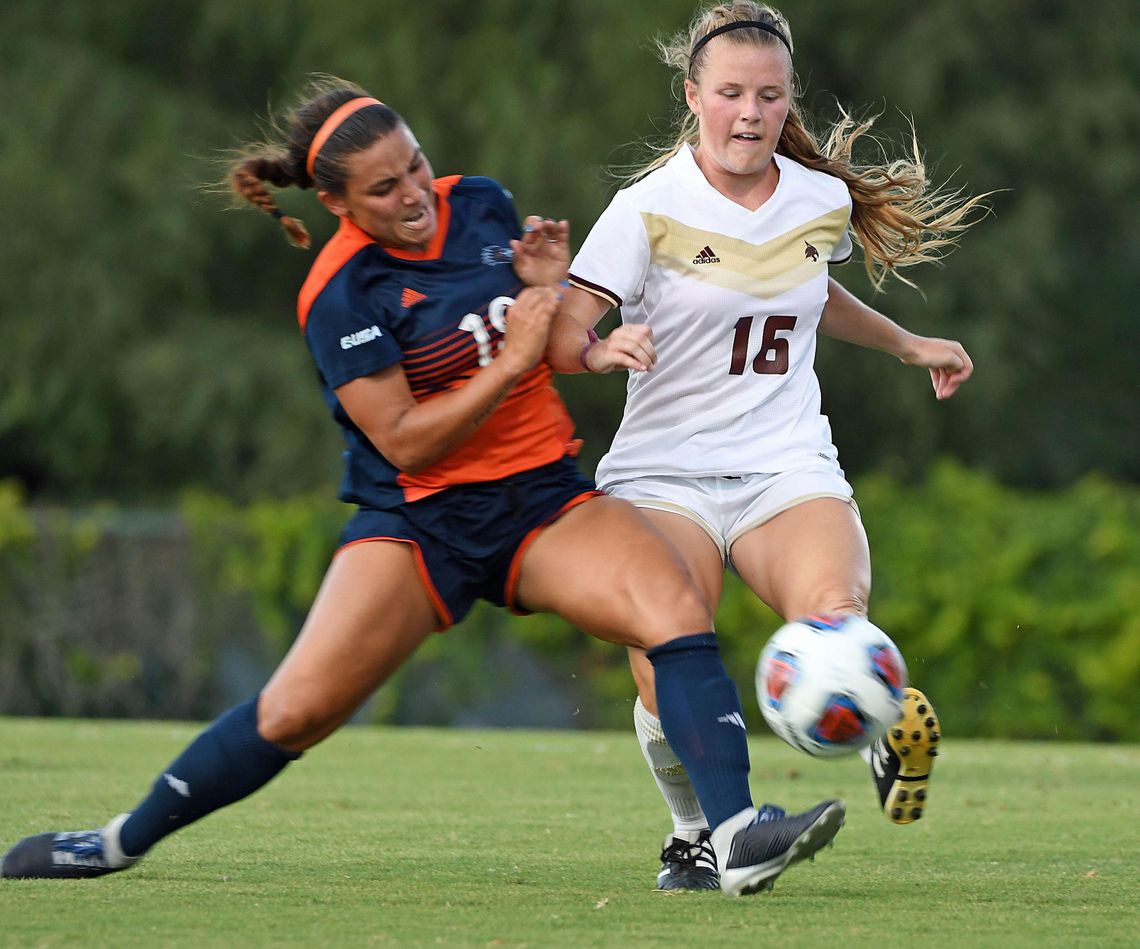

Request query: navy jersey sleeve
[
  {"left": 465, "top": 177, "right": 522, "bottom": 237},
  {"left": 305, "top": 282, "right": 404, "bottom": 389}
]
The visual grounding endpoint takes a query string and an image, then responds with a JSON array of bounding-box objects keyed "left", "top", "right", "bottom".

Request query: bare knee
[
  {"left": 798, "top": 587, "right": 870, "bottom": 619},
  {"left": 256, "top": 690, "right": 345, "bottom": 752},
  {"left": 628, "top": 579, "right": 713, "bottom": 649}
]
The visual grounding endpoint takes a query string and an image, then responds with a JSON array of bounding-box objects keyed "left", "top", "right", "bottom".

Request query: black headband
[{"left": 689, "top": 20, "right": 792, "bottom": 70}]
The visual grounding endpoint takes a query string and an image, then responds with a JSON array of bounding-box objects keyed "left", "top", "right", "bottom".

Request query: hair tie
[
  {"left": 689, "top": 20, "right": 792, "bottom": 73},
  {"left": 579, "top": 328, "right": 601, "bottom": 372},
  {"left": 305, "top": 96, "right": 383, "bottom": 179}
]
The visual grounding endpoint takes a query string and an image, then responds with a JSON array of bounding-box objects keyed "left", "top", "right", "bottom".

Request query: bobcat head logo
[{"left": 804, "top": 241, "right": 819, "bottom": 262}]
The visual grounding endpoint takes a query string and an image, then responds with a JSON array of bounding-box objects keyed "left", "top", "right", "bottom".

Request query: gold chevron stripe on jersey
[{"left": 641, "top": 206, "right": 850, "bottom": 300}]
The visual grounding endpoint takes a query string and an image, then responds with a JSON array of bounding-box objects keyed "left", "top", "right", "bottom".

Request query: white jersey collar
[{"left": 670, "top": 144, "right": 789, "bottom": 217}]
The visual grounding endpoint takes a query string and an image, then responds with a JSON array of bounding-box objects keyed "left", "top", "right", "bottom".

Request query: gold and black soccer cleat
[{"left": 870, "top": 687, "right": 941, "bottom": 825}]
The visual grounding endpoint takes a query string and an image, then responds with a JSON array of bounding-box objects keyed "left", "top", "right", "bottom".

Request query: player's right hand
[
  {"left": 584, "top": 323, "right": 657, "bottom": 373},
  {"left": 498, "top": 286, "right": 560, "bottom": 376}
]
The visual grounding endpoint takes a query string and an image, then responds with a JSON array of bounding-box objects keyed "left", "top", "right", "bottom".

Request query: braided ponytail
[{"left": 230, "top": 159, "right": 312, "bottom": 249}]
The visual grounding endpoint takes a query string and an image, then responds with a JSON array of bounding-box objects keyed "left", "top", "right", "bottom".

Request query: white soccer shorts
[{"left": 603, "top": 461, "right": 858, "bottom": 566}]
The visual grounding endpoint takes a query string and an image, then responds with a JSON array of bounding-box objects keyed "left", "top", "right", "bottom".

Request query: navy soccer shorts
[{"left": 337, "top": 457, "right": 600, "bottom": 628}]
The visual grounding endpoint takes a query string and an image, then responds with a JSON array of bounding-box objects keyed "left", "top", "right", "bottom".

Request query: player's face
[
  {"left": 685, "top": 40, "right": 792, "bottom": 183},
  {"left": 321, "top": 125, "right": 437, "bottom": 250}
]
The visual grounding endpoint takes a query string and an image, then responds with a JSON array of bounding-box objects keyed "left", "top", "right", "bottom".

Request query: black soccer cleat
[
  {"left": 655, "top": 829, "right": 719, "bottom": 891},
  {"left": 870, "top": 687, "right": 941, "bottom": 825},
  {"left": 712, "top": 800, "right": 845, "bottom": 897},
  {"left": 2, "top": 815, "right": 138, "bottom": 879}
]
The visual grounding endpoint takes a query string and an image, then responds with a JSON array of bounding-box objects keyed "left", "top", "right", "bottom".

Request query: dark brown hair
[{"left": 228, "top": 77, "right": 402, "bottom": 248}]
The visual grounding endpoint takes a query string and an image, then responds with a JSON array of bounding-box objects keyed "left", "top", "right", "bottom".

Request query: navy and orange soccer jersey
[{"left": 296, "top": 175, "right": 580, "bottom": 510}]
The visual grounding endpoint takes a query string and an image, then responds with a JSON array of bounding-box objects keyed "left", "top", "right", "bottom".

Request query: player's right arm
[
  {"left": 537, "top": 189, "right": 658, "bottom": 376},
  {"left": 544, "top": 288, "right": 657, "bottom": 375},
  {"left": 338, "top": 286, "right": 559, "bottom": 474}
]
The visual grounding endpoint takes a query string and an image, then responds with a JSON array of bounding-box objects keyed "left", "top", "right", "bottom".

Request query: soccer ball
[{"left": 756, "top": 614, "right": 907, "bottom": 758}]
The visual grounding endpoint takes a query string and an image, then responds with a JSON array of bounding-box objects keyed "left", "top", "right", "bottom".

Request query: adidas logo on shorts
[{"left": 693, "top": 245, "right": 721, "bottom": 264}]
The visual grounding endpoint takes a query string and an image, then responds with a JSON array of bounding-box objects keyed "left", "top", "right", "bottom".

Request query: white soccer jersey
[{"left": 569, "top": 146, "right": 853, "bottom": 487}]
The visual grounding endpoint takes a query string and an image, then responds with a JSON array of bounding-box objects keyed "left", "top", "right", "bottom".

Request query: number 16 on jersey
[{"left": 729, "top": 315, "right": 798, "bottom": 376}]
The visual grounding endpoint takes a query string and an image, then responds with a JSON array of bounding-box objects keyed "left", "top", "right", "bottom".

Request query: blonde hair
[{"left": 635, "top": 2, "right": 990, "bottom": 290}]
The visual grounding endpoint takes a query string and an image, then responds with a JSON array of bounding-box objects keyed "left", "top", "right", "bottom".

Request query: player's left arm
[
  {"left": 819, "top": 277, "right": 973, "bottom": 401},
  {"left": 543, "top": 287, "right": 656, "bottom": 375}
]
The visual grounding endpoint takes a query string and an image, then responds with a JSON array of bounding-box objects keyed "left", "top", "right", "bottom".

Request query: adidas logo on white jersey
[{"left": 692, "top": 245, "right": 721, "bottom": 265}]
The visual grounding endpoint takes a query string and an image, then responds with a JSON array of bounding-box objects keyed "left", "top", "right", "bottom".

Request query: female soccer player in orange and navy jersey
[{"left": 2, "top": 78, "right": 843, "bottom": 897}]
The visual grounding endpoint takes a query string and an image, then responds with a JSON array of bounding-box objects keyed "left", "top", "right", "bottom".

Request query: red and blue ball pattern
[{"left": 809, "top": 695, "right": 868, "bottom": 746}]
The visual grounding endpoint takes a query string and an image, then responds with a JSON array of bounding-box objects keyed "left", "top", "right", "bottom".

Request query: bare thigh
[
  {"left": 513, "top": 496, "right": 714, "bottom": 649},
  {"left": 624, "top": 509, "right": 725, "bottom": 716},
  {"left": 729, "top": 497, "right": 871, "bottom": 622},
  {"left": 258, "top": 540, "right": 439, "bottom": 752}
]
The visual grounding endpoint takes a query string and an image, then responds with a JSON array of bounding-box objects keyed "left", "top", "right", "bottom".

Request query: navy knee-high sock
[
  {"left": 647, "top": 633, "right": 753, "bottom": 831},
  {"left": 118, "top": 696, "right": 301, "bottom": 858}
]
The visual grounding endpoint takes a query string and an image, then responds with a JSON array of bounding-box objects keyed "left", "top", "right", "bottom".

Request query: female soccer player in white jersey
[{"left": 538, "top": 3, "right": 989, "bottom": 890}]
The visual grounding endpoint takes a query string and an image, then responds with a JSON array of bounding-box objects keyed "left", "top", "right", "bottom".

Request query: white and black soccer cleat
[
  {"left": 1, "top": 814, "right": 138, "bottom": 879},
  {"left": 655, "top": 828, "right": 719, "bottom": 891},
  {"left": 711, "top": 800, "right": 845, "bottom": 897},
  {"left": 871, "top": 687, "right": 941, "bottom": 824}
]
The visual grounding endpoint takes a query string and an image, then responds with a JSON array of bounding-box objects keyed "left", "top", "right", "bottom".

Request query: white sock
[
  {"left": 709, "top": 806, "right": 759, "bottom": 869},
  {"left": 101, "top": 813, "right": 141, "bottom": 868},
  {"left": 633, "top": 696, "right": 708, "bottom": 836}
]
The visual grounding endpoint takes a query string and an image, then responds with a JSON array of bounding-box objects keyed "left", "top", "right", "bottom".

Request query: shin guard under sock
[{"left": 633, "top": 696, "right": 707, "bottom": 833}]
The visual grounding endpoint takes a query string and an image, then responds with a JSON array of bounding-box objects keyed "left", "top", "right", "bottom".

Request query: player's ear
[
  {"left": 317, "top": 190, "right": 350, "bottom": 219},
  {"left": 684, "top": 78, "right": 701, "bottom": 116}
]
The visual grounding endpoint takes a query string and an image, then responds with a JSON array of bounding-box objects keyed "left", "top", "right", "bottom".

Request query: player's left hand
[
  {"left": 900, "top": 336, "right": 974, "bottom": 400},
  {"left": 511, "top": 215, "right": 570, "bottom": 287},
  {"left": 498, "top": 286, "right": 560, "bottom": 377}
]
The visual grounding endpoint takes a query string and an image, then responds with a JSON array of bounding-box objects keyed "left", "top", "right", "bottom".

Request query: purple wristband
[{"left": 578, "top": 328, "right": 600, "bottom": 372}]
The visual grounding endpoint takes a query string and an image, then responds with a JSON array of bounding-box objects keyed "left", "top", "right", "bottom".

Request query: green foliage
[
  {"left": 1, "top": 0, "right": 1138, "bottom": 501},
  {"left": 170, "top": 466, "right": 1140, "bottom": 739},
  {"left": 2, "top": 468, "right": 1137, "bottom": 736},
  {"left": 0, "top": 491, "right": 229, "bottom": 718},
  {"left": 858, "top": 461, "right": 1140, "bottom": 741},
  {"left": 0, "top": 480, "right": 35, "bottom": 551},
  {"left": 180, "top": 489, "right": 346, "bottom": 655}
]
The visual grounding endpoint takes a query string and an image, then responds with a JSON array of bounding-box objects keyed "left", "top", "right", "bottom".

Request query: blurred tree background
[
  {"left": 2, "top": 0, "right": 1136, "bottom": 498},
  {"left": 1, "top": 0, "right": 1137, "bottom": 734}
]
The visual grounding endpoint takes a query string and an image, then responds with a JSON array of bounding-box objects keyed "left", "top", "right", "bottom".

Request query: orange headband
[{"left": 305, "top": 96, "right": 383, "bottom": 179}]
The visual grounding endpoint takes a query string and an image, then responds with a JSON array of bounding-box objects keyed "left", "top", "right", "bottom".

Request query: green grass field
[{"left": 0, "top": 719, "right": 1136, "bottom": 948}]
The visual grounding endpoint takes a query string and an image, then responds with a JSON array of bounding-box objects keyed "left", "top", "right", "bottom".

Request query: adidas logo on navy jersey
[
  {"left": 693, "top": 245, "right": 721, "bottom": 264},
  {"left": 481, "top": 244, "right": 514, "bottom": 266},
  {"left": 804, "top": 241, "right": 819, "bottom": 262},
  {"left": 401, "top": 287, "right": 427, "bottom": 308},
  {"left": 340, "top": 325, "right": 383, "bottom": 350}
]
